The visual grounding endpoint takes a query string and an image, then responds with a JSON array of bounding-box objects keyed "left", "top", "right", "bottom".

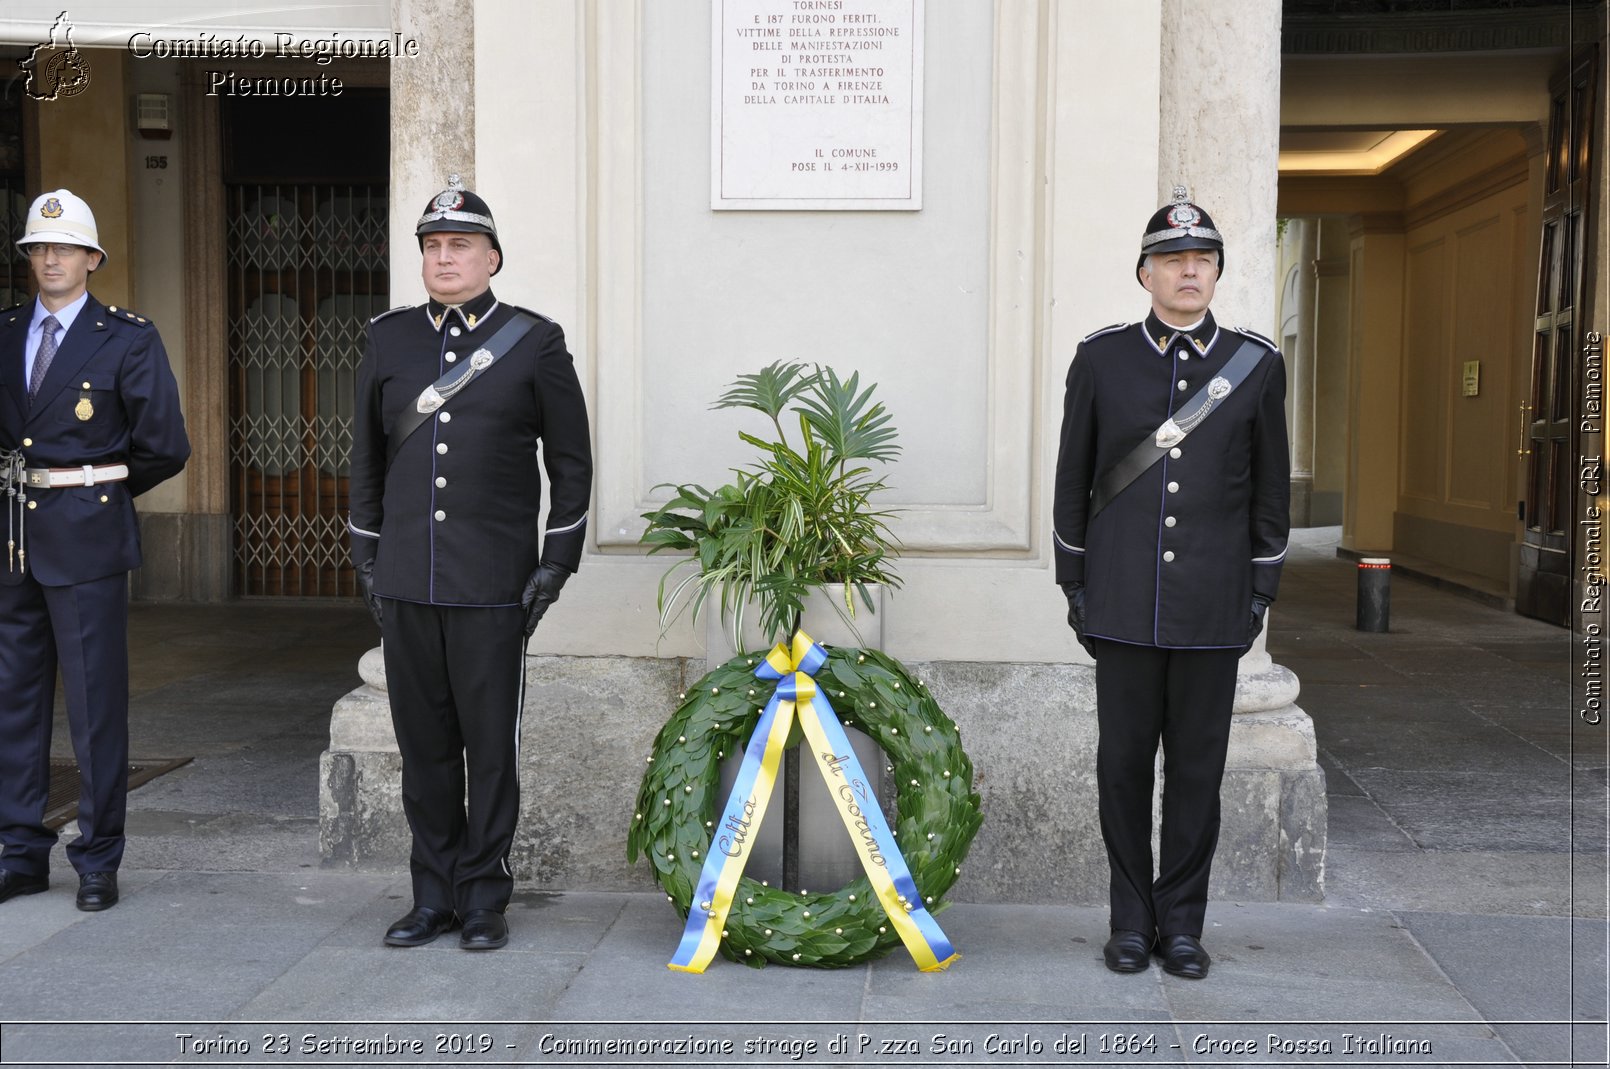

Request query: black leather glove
[
  {"left": 1061, "top": 582, "right": 1095, "bottom": 659},
  {"left": 356, "top": 558, "right": 383, "bottom": 629},
  {"left": 521, "top": 562, "right": 571, "bottom": 639},
  {"left": 1245, "top": 595, "right": 1271, "bottom": 650}
]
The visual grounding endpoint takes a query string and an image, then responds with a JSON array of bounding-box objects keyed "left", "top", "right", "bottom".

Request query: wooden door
[{"left": 1519, "top": 49, "right": 1598, "bottom": 624}]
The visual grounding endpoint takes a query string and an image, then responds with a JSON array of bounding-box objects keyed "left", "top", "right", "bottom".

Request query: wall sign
[{"left": 712, "top": 0, "right": 923, "bottom": 210}]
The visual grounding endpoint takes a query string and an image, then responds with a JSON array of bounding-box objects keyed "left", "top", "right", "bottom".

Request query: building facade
[{"left": 0, "top": 0, "right": 1601, "bottom": 898}]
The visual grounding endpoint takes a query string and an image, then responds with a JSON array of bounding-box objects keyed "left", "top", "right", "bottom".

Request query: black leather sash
[
  {"left": 1088, "top": 338, "right": 1267, "bottom": 519},
  {"left": 387, "top": 312, "right": 537, "bottom": 467}
]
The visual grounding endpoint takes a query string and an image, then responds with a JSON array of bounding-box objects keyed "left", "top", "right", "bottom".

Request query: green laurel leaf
[{"left": 627, "top": 646, "right": 983, "bottom": 969}]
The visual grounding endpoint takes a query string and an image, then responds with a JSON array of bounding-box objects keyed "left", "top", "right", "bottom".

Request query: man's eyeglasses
[{"left": 25, "top": 243, "right": 87, "bottom": 258}]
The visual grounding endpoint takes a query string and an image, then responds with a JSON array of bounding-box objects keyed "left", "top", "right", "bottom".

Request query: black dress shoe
[
  {"left": 1102, "top": 929, "right": 1154, "bottom": 973},
  {"left": 384, "top": 906, "right": 456, "bottom": 947},
  {"left": 76, "top": 872, "right": 118, "bottom": 912},
  {"left": 459, "top": 908, "right": 509, "bottom": 951},
  {"left": 1155, "top": 933, "right": 1211, "bottom": 979},
  {"left": 0, "top": 869, "right": 48, "bottom": 904}
]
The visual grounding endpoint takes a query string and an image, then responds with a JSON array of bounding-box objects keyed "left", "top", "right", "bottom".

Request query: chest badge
[
  {"left": 75, "top": 396, "right": 94, "bottom": 421},
  {"left": 1155, "top": 418, "right": 1186, "bottom": 449},
  {"left": 470, "top": 349, "right": 493, "bottom": 370},
  {"left": 1208, "top": 376, "right": 1231, "bottom": 400}
]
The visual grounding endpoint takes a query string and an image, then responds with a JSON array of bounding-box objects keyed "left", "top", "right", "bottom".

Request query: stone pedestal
[
  {"left": 320, "top": 628, "right": 1326, "bottom": 903},
  {"left": 318, "top": 647, "right": 408, "bottom": 867}
]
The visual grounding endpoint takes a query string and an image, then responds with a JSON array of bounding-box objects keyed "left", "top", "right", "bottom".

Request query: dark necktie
[{"left": 27, "top": 315, "right": 60, "bottom": 403}]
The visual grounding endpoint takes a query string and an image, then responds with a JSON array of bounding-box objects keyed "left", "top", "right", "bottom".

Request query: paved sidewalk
[{"left": 0, "top": 530, "right": 1604, "bottom": 1068}]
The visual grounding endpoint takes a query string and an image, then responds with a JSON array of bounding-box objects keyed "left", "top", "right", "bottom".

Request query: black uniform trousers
[
  {"left": 0, "top": 571, "right": 129, "bottom": 877},
  {"left": 1092, "top": 639, "right": 1240, "bottom": 938},
  {"left": 382, "top": 598, "right": 526, "bottom": 915}
]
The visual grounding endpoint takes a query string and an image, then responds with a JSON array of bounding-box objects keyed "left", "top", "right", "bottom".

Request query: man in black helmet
[
  {"left": 348, "top": 176, "right": 592, "bottom": 951},
  {"left": 1052, "top": 187, "right": 1290, "bottom": 979}
]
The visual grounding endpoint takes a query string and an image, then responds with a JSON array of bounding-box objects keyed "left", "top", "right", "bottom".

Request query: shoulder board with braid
[
  {"left": 1234, "top": 326, "right": 1280, "bottom": 352},
  {"left": 368, "top": 304, "right": 416, "bottom": 324},
  {"left": 1080, "top": 322, "right": 1128, "bottom": 344},
  {"left": 503, "top": 303, "right": 556, "bottom": 325}
]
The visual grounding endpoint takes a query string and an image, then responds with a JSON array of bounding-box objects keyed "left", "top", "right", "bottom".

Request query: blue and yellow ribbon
[{"left": 668, "top": 631, "right": 958, "bottom": 974}]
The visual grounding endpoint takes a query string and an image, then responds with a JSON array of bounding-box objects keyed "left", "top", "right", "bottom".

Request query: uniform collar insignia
[
  {"left": 426, "top": 289, "right": 498, "bottom": 333},
  {"left": 1145, "top": 311, "right": 1218, "bottom": 356}
]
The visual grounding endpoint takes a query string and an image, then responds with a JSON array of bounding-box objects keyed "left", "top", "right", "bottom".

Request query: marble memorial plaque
[{"left": 711, "top": 0, "right": 923, "bottom": 210}]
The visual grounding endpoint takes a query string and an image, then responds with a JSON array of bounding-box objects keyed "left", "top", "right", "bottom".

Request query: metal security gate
[{"left": 225, "top": 183, "right": 388, "bottom": 596}]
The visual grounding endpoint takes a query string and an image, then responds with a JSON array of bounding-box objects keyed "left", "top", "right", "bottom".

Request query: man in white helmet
[{"left": 0, "top": 189, "right": 190, "bottom": 912}]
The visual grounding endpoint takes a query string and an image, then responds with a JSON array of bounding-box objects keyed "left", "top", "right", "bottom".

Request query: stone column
[
  {"left": 1292, "top": 218, "right": 1319, "bottom": 525},
  {"left": 1312, "top": 218, "right": 1352, "bottom": 527},
  {"left": 390, "top": 0, "right": 475, "bottom": 299},
  {"left": 322, "top": 0, "right": 480, "bottom": 863},
  {"left": 1158, "top": 1, "right": 1323, "bottom": 901},
  {"left": 1343, "top": 217, "right": 1407, "bottom": 553},
  {"left": 1157, "top": 0, "right": 1281, "bottom": 332}
]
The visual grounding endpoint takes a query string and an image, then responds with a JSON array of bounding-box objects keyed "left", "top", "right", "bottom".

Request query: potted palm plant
[{"left": 640, "top": 360, "right": 902, "bottom": 658}]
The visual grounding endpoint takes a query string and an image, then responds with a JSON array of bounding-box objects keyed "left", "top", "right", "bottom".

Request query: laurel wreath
[{"left": 628, "top": 646, "right": 983, "bottom": 969}]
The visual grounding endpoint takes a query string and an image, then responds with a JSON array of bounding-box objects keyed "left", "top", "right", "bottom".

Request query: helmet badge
[
  {"left": 1165, "top": 203, "right": 1201, "bottom": 229},
  {"left": 433, "top": 172, "right": 465, "bottom": 212},
  {"left": 40, "top": 198, "right": 62, "bottom": 219},
  {"left": 1165, "top": 184, "right": 1198, "bottom": 228}
]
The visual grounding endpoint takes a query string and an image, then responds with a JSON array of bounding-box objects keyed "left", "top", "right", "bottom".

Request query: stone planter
[
  {"left": 705, "top": 583, "right": 889, "bottom": 892},
  {"left": 701, "top": 582, "right": 885, "bottom": 670}
]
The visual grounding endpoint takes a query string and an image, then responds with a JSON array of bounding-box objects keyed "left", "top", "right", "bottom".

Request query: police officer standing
[
  {"left": 0, "top": 189, "right": 190, "bottom": 912},
  {"left": 1053, "top": 188, "right": 1289, "bottom": 979},
  {"left": 348, "top": 177, "right": 592, "bottom": 951}
]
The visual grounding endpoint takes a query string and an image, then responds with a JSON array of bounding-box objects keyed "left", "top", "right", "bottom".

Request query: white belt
[{"left": 21, "top": 463, "right": 129, "bottom": 488}]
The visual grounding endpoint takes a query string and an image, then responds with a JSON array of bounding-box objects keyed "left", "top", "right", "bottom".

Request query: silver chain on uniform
[{"left": 1, "top": 447, "right": 26, "bottom": 572}]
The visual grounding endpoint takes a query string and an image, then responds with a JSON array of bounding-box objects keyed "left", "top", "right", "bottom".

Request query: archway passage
[
  {"left": 1278, "top": 2, "right": 1603, "bottom": 622},
  {"left": 222, "top": 90, "right": 389, "bottom": 596}
]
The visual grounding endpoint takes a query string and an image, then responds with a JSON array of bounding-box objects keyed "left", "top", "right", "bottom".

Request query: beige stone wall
[
  {"left": 32, "top": 49, "right": 130, "bottom": 306},
  {"left": 477, "top": 0, "right": 1191, "bottom": 664},
  {"left": 124, "top": 56, "right": 186, "bottom": 514},
  {"left": 1393, "top": 130, "right": 1532, "bottom": 582}
]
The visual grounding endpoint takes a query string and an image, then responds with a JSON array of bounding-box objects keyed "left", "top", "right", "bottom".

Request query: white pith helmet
[{"left": 18, "top": 188, "right": 107, "bottom": 266}]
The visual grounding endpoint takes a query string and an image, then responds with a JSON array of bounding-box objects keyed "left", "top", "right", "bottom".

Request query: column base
[{"left": 319, "top": 649, "right": 1326, "bottom": 903}]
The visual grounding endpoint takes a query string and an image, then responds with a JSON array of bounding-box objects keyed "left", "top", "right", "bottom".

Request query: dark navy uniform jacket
[
  {"left": 0, "top": 295, "right": 190, "bottom": 586},
  {"left": 1053, "top": 310, "right": 1290, "bottom": 649},
  {"left": 348, "top": 287, "right": 593, "bottom": 606}
]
